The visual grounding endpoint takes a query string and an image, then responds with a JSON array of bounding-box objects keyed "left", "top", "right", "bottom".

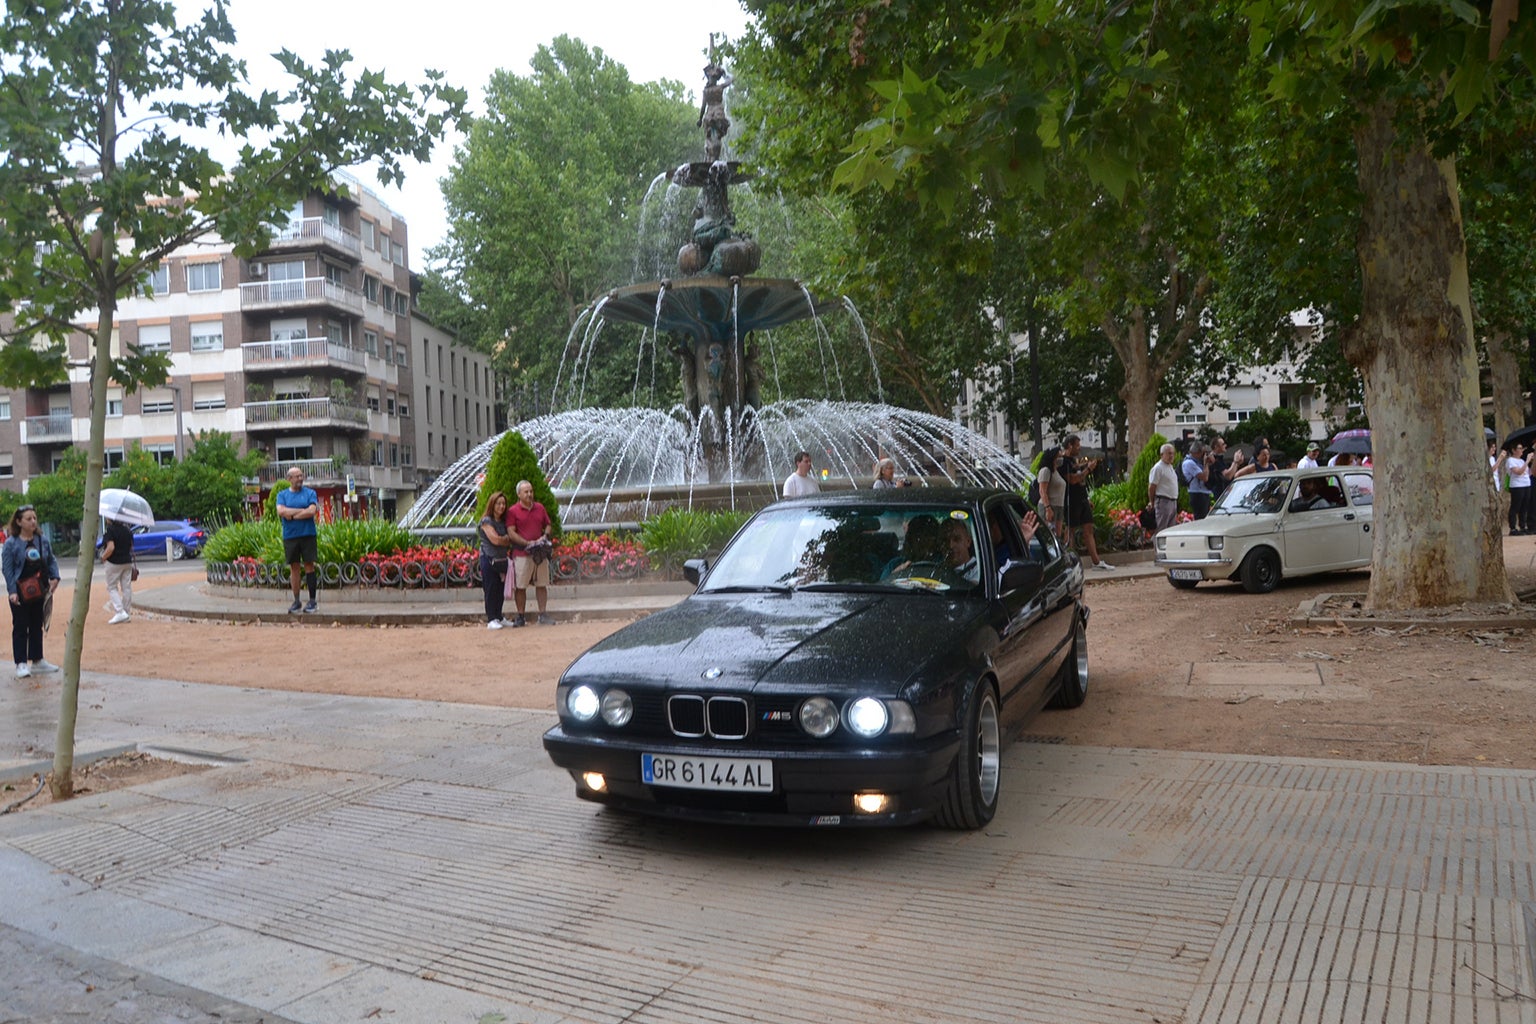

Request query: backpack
[{"left": 1027, "top": 447, "right": 1058, "bottom": 507}]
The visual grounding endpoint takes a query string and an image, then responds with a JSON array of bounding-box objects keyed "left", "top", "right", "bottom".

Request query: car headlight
[
  {"left": 1207, "top": 536, "right": 1224, "bottom": 551},
  {"left": 567, "top": 685, "right": 600, "bottom": 722},
  {"left": 798, "top": 696, "right": 839, "bottom": 738},
  {"left": 1155, "top": 535, "right": 1166, "bottom": 551},
  {"left": 845, "top": 697, "right": 889, "bottom": 738},
  {"left": 600, "top": 688, "right": 632, "bottom": 727}
]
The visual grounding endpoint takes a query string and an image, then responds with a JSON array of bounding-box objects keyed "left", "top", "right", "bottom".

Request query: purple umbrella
[{"left": 1327, "top": 429, "right": 1371, "bottom": 455}]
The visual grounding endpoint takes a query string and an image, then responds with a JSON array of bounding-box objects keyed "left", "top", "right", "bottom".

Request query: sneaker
[
  {"left": 15, "top": 662, "right": 29, "bottom": 678},
  {"left": 500, "top": 618, "right": 518, "bottom": 628},
  {"left": 288, "top": 599, "right": 302, "bottom": 613},
  {"left": 32, "top": 660, "right": 59, "bottom": 674},
  {"left": 1091, "top": 561, "right": 1116, "bottom": 572},
  {"left": 108, "top": 611, "right": 130, "bottom": 625},
  {"left": 511, "top": 614, "right": 527, "bottom": 627},
  {"left": 303, "top": 600, "right": 317, "bottom": 614},
  {"left": 537, "top": 614, "right": 555, "bottom": 625},
  {"left": 487, "top": 619, "right": 504, "bottom": 630}
]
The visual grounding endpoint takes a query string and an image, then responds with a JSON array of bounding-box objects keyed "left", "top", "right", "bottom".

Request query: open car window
[
  {"left": 702, "top": 505, "right": 983, "bottom": 595},
  {"left": 1214, "top": 475, "right": 1293, "bottom": 514}
]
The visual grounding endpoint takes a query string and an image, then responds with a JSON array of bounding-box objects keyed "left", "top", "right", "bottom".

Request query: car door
[
  {"left": 988, "top": 497, "right": 1069, "bottom": 725},
  {"left": 1282, "top": 474, "right": 1362, "bottom": 572},
  {"left": 1339, "top": 472, "right": 1375, "bottom": 563},
  {"left": 131, "top": 525, "right": 154, "bottom": 556}
]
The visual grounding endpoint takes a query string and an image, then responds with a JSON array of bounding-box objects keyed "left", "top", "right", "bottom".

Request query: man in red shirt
[{"left": 505, "top": 479, "right": 555, "bottom": 626}]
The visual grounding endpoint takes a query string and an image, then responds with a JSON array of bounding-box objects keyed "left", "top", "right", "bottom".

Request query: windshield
[
  {"left": 702, "top": 505, "right": 984, "bottom": 595},
  {"left": 1213, "top": 475, "right": 1293, "bottom": 514}
]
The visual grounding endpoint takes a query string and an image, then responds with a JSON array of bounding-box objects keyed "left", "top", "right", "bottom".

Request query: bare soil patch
[{"left": 2, "top": 751, "right": 208, "bottom": 813}]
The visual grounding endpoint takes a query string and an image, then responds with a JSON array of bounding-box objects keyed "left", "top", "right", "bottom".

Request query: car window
[
  {"left": 703, "top": 505, "right": 982, "bottom": 594},
  {"left": 1214, "top": 475, "right": 1292, "bottom": 514},
  {"left": 1343, "top": 472, "right": 1374, "bottom": 507}
]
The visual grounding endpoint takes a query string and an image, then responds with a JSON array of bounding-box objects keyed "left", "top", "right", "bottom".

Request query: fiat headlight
[
  {"left": 799, "top": 697, "right": 839, "bottom": 738},
  {"left": 1207, "top": 536, "right": 1224, "bottom": 551}
]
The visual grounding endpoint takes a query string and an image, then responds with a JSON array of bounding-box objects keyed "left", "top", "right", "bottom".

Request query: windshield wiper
[{"left": 703, "top": 584, "right": 793, "bottom": 594}]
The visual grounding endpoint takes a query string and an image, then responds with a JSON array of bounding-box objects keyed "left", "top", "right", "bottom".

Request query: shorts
[
  {"left": 513, "top": 554, "right": 550, "bottom": 590},
  {"left": 283, "top": 535, "right": 318, "bottom": 566},
  {"left": 1065, "top": 495, "right": 1094, "bottom": 528}
]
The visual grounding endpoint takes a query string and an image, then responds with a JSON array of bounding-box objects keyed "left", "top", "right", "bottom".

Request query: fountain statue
[{"left": 402, "top": 46, "right": 1028, "bottom": 529}]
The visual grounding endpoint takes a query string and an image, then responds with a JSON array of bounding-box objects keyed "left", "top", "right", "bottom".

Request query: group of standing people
[
  {"left": 1496, "top": 441, "right": 1533, "bottom": 534},
  {"left": 478, "top": 481, "right": 556, "bottom": 629},
  {"left": 1037, "top": 435, "right": 1115, "bottom": 571}
]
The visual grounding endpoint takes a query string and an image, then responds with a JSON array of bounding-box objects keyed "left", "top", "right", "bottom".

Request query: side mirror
[
  {"left": 682, "top": 558, "right": 708, "bottom": 587},
  {"left": 1000, "top": 562, "right": 1043, "bottom": 593}
]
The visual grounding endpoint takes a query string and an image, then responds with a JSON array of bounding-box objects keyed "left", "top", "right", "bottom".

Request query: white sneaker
[
  {"left": 32, "top": 660, "right": 59, "bottom": 673},
  {"left": 500, "top": 618, "right": 517, "bottom": 627},
  {"left": 1092, "top": 561, "right": 1116, "bottom": 572},
  {"left": 108, "top": 611, "right": 130, "bottom": 625},
  {"left": 15, "top": 662, "right": 29, "bottom": 678},
  {"left": 486, "top": 619, "right": 504, "bottom": 630}
]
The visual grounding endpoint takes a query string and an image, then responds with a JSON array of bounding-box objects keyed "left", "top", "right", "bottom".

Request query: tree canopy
[{"left": 0, "top": 0, "right": 465, "bottom": 797}]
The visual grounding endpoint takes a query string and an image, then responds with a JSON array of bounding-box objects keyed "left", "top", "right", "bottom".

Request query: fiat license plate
[
  {"left": 1169, "top": 569, "right": 1203, "bottom": 581},
  {"left": 642, "top": 753, "right": 773, "bottom": 792}
]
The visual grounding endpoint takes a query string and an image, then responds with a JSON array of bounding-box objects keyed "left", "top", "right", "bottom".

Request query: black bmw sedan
[{"left": 543, "top": 487, "right": 1089, "bottom": 828}]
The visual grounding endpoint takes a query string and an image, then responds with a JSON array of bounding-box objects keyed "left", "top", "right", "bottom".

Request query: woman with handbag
[
  {"left": 100, "top": 514, "right": 136, "bottom": 624},
  {"left": 477, "top": 491, "right": 513, "bottom": 629},
  {"left": 3, "top": 505, "right": 61, "bottom": 677}
]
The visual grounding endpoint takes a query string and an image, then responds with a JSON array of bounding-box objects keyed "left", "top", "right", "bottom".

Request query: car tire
[
  {"left": 934, "top": 679, "right": 1001, "bottom": 830},
  {"left": 171, "top": 540, "right": 187, "bottom": 560},
  {"left": 1048, "top": 620, "right": 1089, "bottom": 709},
  {"left": 1239, "top": 548, "right": 1281, "bottom": 594},
  {"left": 1167, "top": 576, "right": 1198, "bottom": 590}
]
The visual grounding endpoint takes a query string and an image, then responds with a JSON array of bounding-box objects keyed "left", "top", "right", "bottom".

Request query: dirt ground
[{"left": 13, "top": 539, "right": 1536, "bottom": 806}]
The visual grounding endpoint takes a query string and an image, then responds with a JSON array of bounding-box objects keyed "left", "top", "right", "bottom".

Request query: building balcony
[
  {"left": 257, "top": 458, "right": 368, "bottom": 485},
  {"left": 260, "top": 217, "right": 363, "bottom": 262},
  {"left": 21, "top": 414, "right": 73, "bottom": 444},
  {"left": 244, "top": 398, "right": 368, "bottom": 432},
  {"left": 239, "top": 277, "right": 364, "bottom": 318},
  {"left": 242, "top": 338, "right": 366, "bottom": 376}
]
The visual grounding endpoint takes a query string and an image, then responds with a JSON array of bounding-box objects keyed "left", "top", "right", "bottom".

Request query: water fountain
[{"left": 403, "top": 47, "right": 1027, "bottom": 529}]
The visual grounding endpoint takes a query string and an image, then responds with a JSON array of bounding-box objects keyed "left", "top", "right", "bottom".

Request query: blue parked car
[{"left": 132, "top": 520, "right": 206, "bottom": 560}]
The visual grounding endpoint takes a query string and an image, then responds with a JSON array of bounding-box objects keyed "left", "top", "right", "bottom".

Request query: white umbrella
[{"left": 99, "top": 488, "right": 154, "bottom": 527}]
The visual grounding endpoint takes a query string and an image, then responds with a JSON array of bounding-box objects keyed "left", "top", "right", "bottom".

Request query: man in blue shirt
[
  {"left": 276, "top": 466, "right": 319, "bottom": 613},
  {"left": 1182, "top": 441, "right": 1213, "bottom": 519}
]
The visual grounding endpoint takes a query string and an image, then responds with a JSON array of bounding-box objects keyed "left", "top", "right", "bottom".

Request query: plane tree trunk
[{"left": 1349, "top": 101, "right": 1510, "bottom": 611}]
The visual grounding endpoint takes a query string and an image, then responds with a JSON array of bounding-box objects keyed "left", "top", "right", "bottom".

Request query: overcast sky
[{"left": 209, "top": 0, "right": 755, "bottom": 267}]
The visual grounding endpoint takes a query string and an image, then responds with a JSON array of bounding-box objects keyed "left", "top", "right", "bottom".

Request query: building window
[
  {"left": 399, "top": 402, "right": 409, "bottom": 419},
  {"left": 386, "top": 394, "right": 396, "bottom": 416},
  {"left": 427, "top": 434, "right": 434, "bottom": 456},
  {"left": 370, "top": 440, "right": 384, "bottom": 466},
  {"left": 1173, "top": 412, "right": 1206, "bottom": 425},
  {"left": 401, "top": 444, "right": 413, "bottom": 467},
  {"left": 366, "top": 388, "right": 380, "bottom": 413},
  {"left": 107, "top": 388, "right": 124, "bottom": 417},
  {"left": 392, "top": 241, "right": 405, "bottom": 266},
  {"left": 383, "top": 341, "right": 393, "bottom": 363},
  {"left": 394, "top": 346, "right": 407, "bottom": 367},
  {"left": 324, "top": 262, "right": 345, "bottom": 287},
  {"left": 275, "top": 438, "right": 313, "bottom": 462},
  {"left": 145, "top": 443, "right": 175, "bottom": 466},
  {"left": 137, "top": 323, "right": 171, "bottom": 353},
  {"left": 425, "top": 386, "right": 432, "bottom": 423},
  {"left": 104, "top": 447, "right": 125, "bottom": 470},
  {"left": 0, "top": 399, "right": 10, "bottom": 420},
  {"left": 363, "top": 330, "right": 378, "bottom": 355},
  {"left": 389, "top": 442, "right": 399, "bottom": 468},
  {"left": 186, "top": 262, "right": 222, "bottom": 292},
  {"left": 381, "top": 284, "right": 394, "bottom": 312},
  {"left": 363, "top": 276, "right": 379, "bottom": 304},
  {"left": 192, "top": 381, "right": 226, "bottom": 410},
  {"left": 0, "top": 454, "right": 11, "bottom": 478},
  {"left": 141, "top": 388, "right": 174, "bottom": 414},
  {"left": 378, "top": 231, "right": 389, "bottom": 254},
  {"left": 138, "top": 264, "right": 169, "bottom": 296},
  {"left": 394, "top": 293, "right": 408, "bottom": 316},
  {"left": 1229, "top": 409, "right": 1255, "bottom": 423},
  {"left": 190, "top": 323, "right": 224, "bottom": 351},
  {"left": 362, "top": 220, "right": 375, "bottom": 250}
]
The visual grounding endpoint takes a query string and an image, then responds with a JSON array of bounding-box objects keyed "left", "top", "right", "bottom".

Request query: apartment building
[
  {"left": 0, "top": 178, "right": 498, "bottom": 519},
  {"left": 409, "top": 302, "right": 500, "bottom": 495}
]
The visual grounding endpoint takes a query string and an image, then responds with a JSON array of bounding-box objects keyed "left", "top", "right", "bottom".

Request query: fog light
[
  {"left": 582, "top": 772, "right": 607, "bottom": 792},
  {"left": 853, "top": 792, "right": 891, "bottom": 814}
]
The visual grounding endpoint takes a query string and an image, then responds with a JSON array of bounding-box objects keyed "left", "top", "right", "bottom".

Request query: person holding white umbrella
[{"left": 99, "top": 514, "right": 135, "bottom": 623}]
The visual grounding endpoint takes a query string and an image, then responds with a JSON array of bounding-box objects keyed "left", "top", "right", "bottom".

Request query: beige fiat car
[{"left": 1154, "top": 467, "right": 1374, "bottom": 593}]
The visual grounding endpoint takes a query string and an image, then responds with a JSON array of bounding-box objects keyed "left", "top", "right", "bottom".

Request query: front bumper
[{"left": 542, "top": 726, "right": 962, "bottom": 827}]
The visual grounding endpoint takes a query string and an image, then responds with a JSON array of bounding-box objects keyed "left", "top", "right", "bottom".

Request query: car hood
[
  {"left": 1162, "top": 514, "right": 1278, "bottom": 540},
  {"left": 561, "top": 591, "right": 982, "bottom": 694}
]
